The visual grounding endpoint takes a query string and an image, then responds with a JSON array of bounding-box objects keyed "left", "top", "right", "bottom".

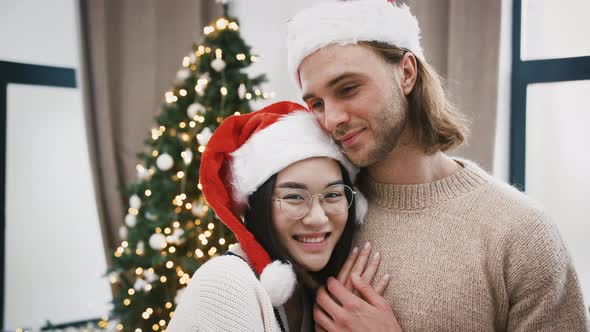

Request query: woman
[{"left": 168, "top": 101, "right": 388, "bottom": 331}]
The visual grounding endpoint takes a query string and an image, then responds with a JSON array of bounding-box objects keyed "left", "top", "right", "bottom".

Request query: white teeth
[{"left": 297, "top": 235, "right": 327, "bottom": 243}]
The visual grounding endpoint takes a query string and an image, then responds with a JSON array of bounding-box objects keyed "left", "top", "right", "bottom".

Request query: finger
[
  {"left": 313, "top": 304, "right": 334, "bottom": 332},
  {"left": 350, "top": 273, "right": 388, "bottom": 308},
  {"left": 346, "top": 242, "right": 371, "bottom": 288},
  {"left": 317, "top": 281, "right": 346, "bottom": 318},
  {"left": 327, "top": 276, "right": 363, "bottom": 307},
  {"left": 361, "top": 251, "right": 381, "bottom": 285},
  {"left": 374, "top": 273, "right": 391, "bottom": 295},
  {"left": 337, "top": 246, "right": 359, "bottom": 286}
]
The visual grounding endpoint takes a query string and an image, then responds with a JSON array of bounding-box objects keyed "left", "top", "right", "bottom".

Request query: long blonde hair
[{"left": 360, "top": 41, "right": 469, "bottom": 154}]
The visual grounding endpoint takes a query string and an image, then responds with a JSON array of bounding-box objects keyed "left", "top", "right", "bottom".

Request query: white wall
[
  {"left": 492, "top": 0, "right": 513, "bottom": 182},
  {"left": 0, "top": 0, "right": 111, "bottom": 329},
  {"left": 229, "top": 0, "right": 337, "bottom": 109}
]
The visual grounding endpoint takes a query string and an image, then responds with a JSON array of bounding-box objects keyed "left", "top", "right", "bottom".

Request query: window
[{"left": 511, "top": 0, "right": 590, "bottom": 309}]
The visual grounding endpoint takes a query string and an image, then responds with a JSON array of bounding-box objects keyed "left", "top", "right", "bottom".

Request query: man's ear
[{"left": 399, "top": 52, "right": 417, "bottom": 96}]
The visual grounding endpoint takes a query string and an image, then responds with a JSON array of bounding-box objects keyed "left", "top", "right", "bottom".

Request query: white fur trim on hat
[
  {"left": 354, "top": 187, "right": 367, "bottom": 225},
  {"left": 230, "top": 111, "right": 358, "bottom": 207},
  {"left": 287, "top": 0, "right": 424, "bottom": 87},
  {"left": 260, "top": 260, "right": 297, "bottom": 306}
]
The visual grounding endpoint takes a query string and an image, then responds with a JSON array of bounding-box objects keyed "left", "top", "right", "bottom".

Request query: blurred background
[{"left": 1, "top": 0, "right": 589, "bottom": 330}]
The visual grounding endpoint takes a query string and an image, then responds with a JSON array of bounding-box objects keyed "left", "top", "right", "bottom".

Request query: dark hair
[
  {"left": 243, "top": 162, "right": 356, "bottom": 290},
  {"left": 359, "top": 41, "right": 469, "bottom": 153}
]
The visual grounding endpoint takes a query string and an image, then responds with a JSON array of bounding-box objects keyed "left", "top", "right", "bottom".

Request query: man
[{"left": 287, "top": 1, "right": 588, "bottom": 331}]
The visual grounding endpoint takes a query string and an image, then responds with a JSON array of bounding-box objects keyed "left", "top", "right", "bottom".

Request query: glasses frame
[{"left": 273, "top": 184, "right": 356, "bottom": 220}]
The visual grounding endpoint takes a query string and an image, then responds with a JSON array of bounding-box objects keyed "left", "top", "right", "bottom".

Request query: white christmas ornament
[
  {"left": 170, "top": 228, "right": 186, "bottom": 245},
  {"left": 143, "top": 269, "right": 158, "bottom": 283},
  {"left": 156, "top": 153, "right": 174, "bottom": 171},
  {"left": 238, "top": 83, "right": 247, "bottom": 99},
  {"left": 198, "top": 127, "right": 213, "bottom": 146},
  {"left": 119, "top": 226, "right": 128, "bottom": 239},
  {"left": 181, "top": 148, "right": 193, "bottom": 165},
  {"left": 176, "top": 68, "right": 191, "bottom": 81},
  {"left": 129, "top": 194, "right": 142, "bottom": 209},
  {"left": 189, "top": 52, "right": 197, "bottom": 63},
  {"left": 211, "top": 58, "right": 226, "bottom": 72},
  {"left": 134, "top": 278, "right": 148, "bottom": 291},
  {"left": 149, "top": 233, "right": 167, "bottom": 250},
  {"left": 145, "top": 212, "right": 158, "bottom": 221},
  {"left": 137, "top": 165, "right": 151, "bottom": 180},
  {"left": 191, "top": 201, "right": 205, "bottom": 217},
  {"left": 108, "top": 272, "right": 119, "bottom": 284},
  {"left": 187, "top": 102, "right": 206, "bottom": 119},
  {"left": 137, "top": 241, "right": 145, "bottom": 253},
  {"left": 125, "top": 213, "right": 137, "bottom": 228}
]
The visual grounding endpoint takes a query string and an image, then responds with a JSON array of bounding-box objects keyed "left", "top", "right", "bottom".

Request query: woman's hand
[
  {"left": 337, "top": 242, "right": 390, "bottom": 294},
  {"left": 314, "top": 242, "right": 392, "bottom": 332}
]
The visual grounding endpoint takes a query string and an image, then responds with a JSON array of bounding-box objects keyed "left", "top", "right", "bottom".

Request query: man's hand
[{"left": 314, "top": 242, "right": 401, "bottom": 331}]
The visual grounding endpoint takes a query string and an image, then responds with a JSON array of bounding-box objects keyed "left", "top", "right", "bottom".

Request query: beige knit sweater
[
  {"left": 167, "top": 246, "right": 283, "bottom": 332},
  {"left": 354, "top": 160, "right": 588, "bottom": 331}
]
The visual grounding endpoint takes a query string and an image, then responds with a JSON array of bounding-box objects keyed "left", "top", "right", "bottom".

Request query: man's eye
[
  {"left": 340, "top": 85, "right": 358, "bottom": 95},
  {"left": 309, "top": 100, "right": 324, "bottom": 112}
]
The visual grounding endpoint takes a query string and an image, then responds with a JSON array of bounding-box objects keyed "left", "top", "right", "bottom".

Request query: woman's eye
[
  {"left": 324, "top": 192, "right": 343, "bottom": 200},
  {"left": 283, "top": 194, "right": 304, "bottom": 201}
]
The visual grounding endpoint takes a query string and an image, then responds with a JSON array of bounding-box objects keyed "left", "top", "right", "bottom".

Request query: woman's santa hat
[
  {"left": 199, "top": 101, "right": 367, "bottom": 306},
  {"left": 287, "top": 0, "right": 424, "bottom": 87}
]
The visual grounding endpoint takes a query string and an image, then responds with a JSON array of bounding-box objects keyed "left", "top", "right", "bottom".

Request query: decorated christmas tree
[{"left": 106, "top": 4, "right": 270, "bottom": 331}]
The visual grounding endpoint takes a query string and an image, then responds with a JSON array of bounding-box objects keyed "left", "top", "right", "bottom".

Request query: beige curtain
[
  {"left": 79, "top": 0, "right": 223, "bottom": 258},
  {"left": 407, "top": 0, "right": 502, "bottom": 172}
]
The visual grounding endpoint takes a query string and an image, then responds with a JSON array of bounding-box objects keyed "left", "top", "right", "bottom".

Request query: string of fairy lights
[
  {"left": 106, "top": 17, "right": 275, "bottom": 332},
  {"left": 12, "top": 11, "right": 273, "bottom": 332}
]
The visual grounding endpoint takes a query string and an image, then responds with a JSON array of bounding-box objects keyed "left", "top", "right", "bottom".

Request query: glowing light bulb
[
  {"left": 216, "top": 18, "right": 229, "bottom": 30},
  {"left": 228, "top": 22, "right": 239, "bottom": 30}
]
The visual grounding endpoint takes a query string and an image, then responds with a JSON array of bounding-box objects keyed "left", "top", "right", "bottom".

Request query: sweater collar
[{"left": 359, "top": 159, "right": 490, "bottom": 211}]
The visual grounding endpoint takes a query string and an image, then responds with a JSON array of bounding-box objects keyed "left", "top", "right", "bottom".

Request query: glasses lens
[
  {"left": 278, "top": 189, "right": 311, "bottom": 219},
  {"left": 321, "top": 184, "right": 354, "bottom": 215}
]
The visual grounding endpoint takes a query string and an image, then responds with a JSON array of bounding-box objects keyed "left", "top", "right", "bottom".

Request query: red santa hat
[
  {"left": 287, "top": 0, "right": 424, "bottom": 88},
  {"left": 199, "top": 101, "right": 367, "bottom": 306}
]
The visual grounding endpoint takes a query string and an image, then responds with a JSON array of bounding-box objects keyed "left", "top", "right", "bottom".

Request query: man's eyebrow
[
  {"left": 327, "top": 72, "right": 361, "bottom": 88},
  {"left": 302, "top": 72, "right": 362, "bottom": 101}
]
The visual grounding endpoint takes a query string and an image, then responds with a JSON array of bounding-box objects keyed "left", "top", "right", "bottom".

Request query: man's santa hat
[
  {"left": 287, "top": 0, "right": 424, "bottom": 87},
  {"left": 199, "top": 101, "right": 367, "bottom": 306}
]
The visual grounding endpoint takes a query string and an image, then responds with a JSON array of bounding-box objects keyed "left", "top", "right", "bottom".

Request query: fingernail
[
  {"left": 363, "top": 241, "right": 371, "bottom": 249},
  {"left": 373, "top": 252, "right": 380, "bottom": 260},
  {"left": 351, "top": 247, "right": 358, "bottom": 255}
]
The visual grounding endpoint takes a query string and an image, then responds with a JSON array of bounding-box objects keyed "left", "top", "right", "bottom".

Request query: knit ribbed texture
[
  {"left": 354, "top": 160, "right": 588, "bottom": 331},
  {"left": 168, "top": 252, "right": 282, "bottom": 332}
]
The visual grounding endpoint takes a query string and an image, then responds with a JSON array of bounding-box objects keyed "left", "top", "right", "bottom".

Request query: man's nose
[{"left": 323, "top": 102, "right": 350, "bottom": 132}]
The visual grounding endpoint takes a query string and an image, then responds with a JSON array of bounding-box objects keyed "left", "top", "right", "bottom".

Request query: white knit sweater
[{"left": 167, "top": 247, "right": 284, "bottom": 332}]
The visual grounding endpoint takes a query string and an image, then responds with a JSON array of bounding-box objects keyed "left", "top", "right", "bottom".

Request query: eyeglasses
[{"left": 273, "top": 184, "right": 355, "bottom": 220}]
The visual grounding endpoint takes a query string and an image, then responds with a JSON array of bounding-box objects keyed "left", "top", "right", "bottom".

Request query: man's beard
[{"left": 336, "top": 93, "right": 408, "bottom": 168}]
